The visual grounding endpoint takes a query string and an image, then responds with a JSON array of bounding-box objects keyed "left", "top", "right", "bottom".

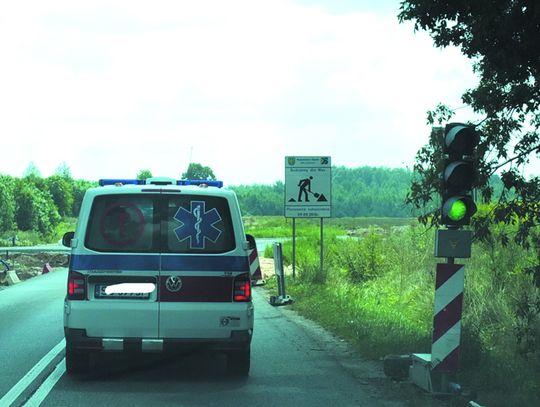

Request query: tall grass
[
  {"left": 51, "top": 217, "right": 78, "bottom": 243},
  {"left": 243, "top": 215, "right": 415, "bottom": 238},
  {"left": 1, "top": 217, "right": 78, "bottom": 246},
  {"left": 1, "top": 230, "right": 43, "bottom": 246}
]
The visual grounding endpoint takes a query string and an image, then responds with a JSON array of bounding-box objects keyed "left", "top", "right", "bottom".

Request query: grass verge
[{"left": 259, "top": 222, "right": 540, "bottom": 407}]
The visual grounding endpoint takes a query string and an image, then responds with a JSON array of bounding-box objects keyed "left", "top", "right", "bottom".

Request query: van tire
[
  {"left": 65, "top": 349, "right": 89, "bottom": 375},
  {"left": 226, "top": 345, "right": 250, "bottom": 376}
]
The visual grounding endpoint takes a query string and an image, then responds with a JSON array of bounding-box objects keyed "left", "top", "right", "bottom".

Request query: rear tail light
[
  {"left": 68, "top": 270, "right": 87, "bottom": 300},
  {"left": 233, "top": 274, "right": 251, "bottom": 302}
]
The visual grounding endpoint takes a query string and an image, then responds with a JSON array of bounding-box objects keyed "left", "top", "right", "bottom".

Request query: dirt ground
[
  {"left": 259, "top": 256, "right": 295, "bottom": 279},
  {"left": 0, "top": 253, "right": 68, "bottom": 285},
  {"left": 259, "top": 257, "right": 274, "bottom": 279}
]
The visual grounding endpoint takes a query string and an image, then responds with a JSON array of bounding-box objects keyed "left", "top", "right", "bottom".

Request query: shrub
[
  {"left": 14, "top": 182, "right": 60, "bottom": 237},
  {"left": 333, "top": 228, "right": 386, "bottom": 283}
]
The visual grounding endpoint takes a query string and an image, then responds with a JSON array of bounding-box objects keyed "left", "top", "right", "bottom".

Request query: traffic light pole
[
  {"left": 410, "top": 244, "right": 466, "bottom": 395},
  {"left": 437, "top": 256, "right": 465, "bottom": 387},
  {"left": 445, "top": 248, "right": 456, "bottom": 403},
  {"left": 410, "top": 123, "right": 477, "bottom": 396}
]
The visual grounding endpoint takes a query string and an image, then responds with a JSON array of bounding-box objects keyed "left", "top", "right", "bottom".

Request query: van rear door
[
  {"left": 81, "top": 194, "right": 160, "bottom": 338},
  {"left": 158, "top": 194, "right": 245, "bottom": 339}
]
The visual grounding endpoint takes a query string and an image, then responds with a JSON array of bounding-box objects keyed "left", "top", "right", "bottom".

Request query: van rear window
[
  {"left": 163, "top": 195, "right": 235, "bottom": 253},
  {"left": 85, "top": 195, "right": 156, "bottom": 252},
  {"left": 85, "top": 194, "right": 235, "bottom": 253}
]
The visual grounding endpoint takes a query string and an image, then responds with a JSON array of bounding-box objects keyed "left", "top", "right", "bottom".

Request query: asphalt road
[
  {"left": 0, "top": 269, "right": 66, "bottom": 405},
  {"left": 0, "top": 269, "right": 426, "bottom": 407}
]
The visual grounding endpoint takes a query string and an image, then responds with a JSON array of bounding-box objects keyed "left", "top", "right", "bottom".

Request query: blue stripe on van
[
  {"left": 161, "top": 256, "right": 249, "bottom": 272},
  {"left": 71, "top": 254, "right": 249, "bottom": 272}
]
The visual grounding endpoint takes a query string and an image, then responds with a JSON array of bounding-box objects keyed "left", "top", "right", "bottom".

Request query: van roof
[{"left": 87, "top": 183, "right": 237, "bottom": 199}]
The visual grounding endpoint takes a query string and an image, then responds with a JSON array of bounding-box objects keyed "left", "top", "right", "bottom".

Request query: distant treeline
[
  {"left": 231, "top": 166, "right": 416, "bottom": 217},
  {"left": 0, "top": 172, "right": 96, "bottom": 237},
  {"left": 231, "top": 166, "right": 505, "bottom": 218},
  {"left": 0, "top": 165, "right": 504, "bottom": 237}
]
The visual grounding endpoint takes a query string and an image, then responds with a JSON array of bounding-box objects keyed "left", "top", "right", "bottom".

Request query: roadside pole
[
  {"left": 432, "top": 259, "right": 465, "bottom": 391},
  {"left": 269, "top": 242, "right": 293, "bottom": 306},
  {"left": 292, "top": 218, "right": 296, "bottom": 279},
  {"left": 409, "top": 229, "right": 470, "bottom": 394},
  {"left": 320, "top": 217, "right": 324, "bottom": 274}
]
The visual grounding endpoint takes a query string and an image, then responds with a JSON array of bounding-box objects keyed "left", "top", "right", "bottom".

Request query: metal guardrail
[
  {"left": 1, "top": 259, "right": 10, "bottom": 271},
  {"left": 0, "top": 245, "right": 69, "bottom": 253}
]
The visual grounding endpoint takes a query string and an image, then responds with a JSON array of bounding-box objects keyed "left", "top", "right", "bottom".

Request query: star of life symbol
[{"left": 173, "top": 201, "right": 222, "bottom": 249}]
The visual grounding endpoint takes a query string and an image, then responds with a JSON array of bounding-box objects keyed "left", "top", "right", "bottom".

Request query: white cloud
[{"left": 0, "top": 0, "right": 479, "bottom": 183}]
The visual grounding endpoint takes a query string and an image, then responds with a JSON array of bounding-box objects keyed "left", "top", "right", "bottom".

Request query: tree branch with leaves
[{"left": 399, "top": 0, "right": 540, "bottom": 249}]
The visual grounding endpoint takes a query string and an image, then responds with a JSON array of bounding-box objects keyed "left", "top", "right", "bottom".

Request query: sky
[{"left": 0, "top": 0, "right": 482, "bottom": 186}]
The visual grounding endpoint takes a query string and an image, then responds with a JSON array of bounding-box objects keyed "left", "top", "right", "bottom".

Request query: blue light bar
[
  {"left": 98, "top": 179, "right": 223, "bottom": 188},
  {"left": 99, "top": 179, "right": 143, "bottom": 186},
  {"left": 177, "top": 180, "right": 223, "bottom": 188}
]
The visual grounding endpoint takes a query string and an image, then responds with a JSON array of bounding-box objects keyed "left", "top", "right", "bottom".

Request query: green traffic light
[
  {"left": 442, "top": 195, "right": 477, "bottom": 226},
  {"left": 448, "top": 199, "right": 467, "bottom": 221}
]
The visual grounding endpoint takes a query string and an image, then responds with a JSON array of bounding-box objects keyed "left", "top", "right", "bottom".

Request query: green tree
[
  {"left": 182, "top": 163, "right": 216, "bottom": 180},
  {"left": 0, "top": 175, "right": 16, "bottom": 233},
  {"left": 332, "top": 166, "right": 414, "bottom": 217},
  {"left": 55, "top": 162, "right": 72, "bottom": 179},
  {"left": 231, "top": 182, "right": 284, "bottom": 215},
  {"left": 399, "top": 1, "right": 540, "bottom": 246},
  {"left": 137, "top": 169, "right": 153, "bottom": 179},
  {"left": 23, "top": 162, "right": 41, "bottom": 180},
  {"left": 47, "top": 175, "right": 74, "bottom": 217},
  {"left": 72, "top": 179, "right": 97, "bottom": 216},
  {"left": 14, "top": 180, "right": 60, "bottom": 236}
]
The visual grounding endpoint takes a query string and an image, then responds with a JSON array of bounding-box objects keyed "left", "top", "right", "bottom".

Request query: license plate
[{"left": 94, "top": 285, "right": 151, "bottom": 300}]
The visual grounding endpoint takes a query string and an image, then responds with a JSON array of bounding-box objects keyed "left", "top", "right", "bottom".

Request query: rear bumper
[{"left": 65, "top": 328, "right": 252, "bottom": 353}]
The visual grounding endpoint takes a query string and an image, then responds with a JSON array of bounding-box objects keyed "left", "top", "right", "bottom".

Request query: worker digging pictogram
[
  {"left": 287, "top": 176, "right": 328, "bottom": 203},
  {"left": 285, "top": 156, "right": 331, "bottom": 218}
]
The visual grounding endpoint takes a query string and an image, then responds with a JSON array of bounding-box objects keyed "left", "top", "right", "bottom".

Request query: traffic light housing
[{"left": 441, "top": 123, "right": 478, "bottom": 227}]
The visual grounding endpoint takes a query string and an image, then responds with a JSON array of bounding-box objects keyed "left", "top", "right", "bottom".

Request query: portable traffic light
[{"left": 441, "top": 123, "right": 478, "bottom": 227}]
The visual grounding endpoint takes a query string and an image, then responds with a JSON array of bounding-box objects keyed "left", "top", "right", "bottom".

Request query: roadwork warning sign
[{"left": 285, "top": 156, "right": 331, "bottom": 218}]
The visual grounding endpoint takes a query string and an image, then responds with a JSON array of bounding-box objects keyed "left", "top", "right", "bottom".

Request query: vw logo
[{"left": 165, "top": 276, "right": 182, "bottom": 293}]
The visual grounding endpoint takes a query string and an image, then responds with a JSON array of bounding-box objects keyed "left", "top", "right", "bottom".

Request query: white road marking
[
  {"left": 23, "top": 359, "right": 66, "bottom": 407},
  {"left": 0, "top": 339, "right": 65, "bottom": 407}
]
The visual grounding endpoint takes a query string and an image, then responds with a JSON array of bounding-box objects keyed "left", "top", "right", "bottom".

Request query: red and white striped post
[
  {"left": 246, "top": 234, "right": 265, "bottom": 286},
  {"left": 431, "top": 263, "right": 465, "bottom": 372},
  {"left": 249, "top": 246, "right": 265, "bottom": 285},
  {"left": 410, "top": 262, "right": 465, "bottom": 393},
  {"left": 409, "top": 229, "right": 472, "bottom": 393}
]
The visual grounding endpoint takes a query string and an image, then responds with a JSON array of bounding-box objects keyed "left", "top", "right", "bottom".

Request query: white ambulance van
[{"left": 62, "top": 178, "right": 254, "bottom": 376}]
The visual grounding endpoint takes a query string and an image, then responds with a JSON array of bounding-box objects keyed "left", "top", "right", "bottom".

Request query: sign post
[
  {"left": 292, "top": 218, "right": 296, "bottom": 279},
  {"left": 285, "top": 156, "right": 332, "bottom": 277}
]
